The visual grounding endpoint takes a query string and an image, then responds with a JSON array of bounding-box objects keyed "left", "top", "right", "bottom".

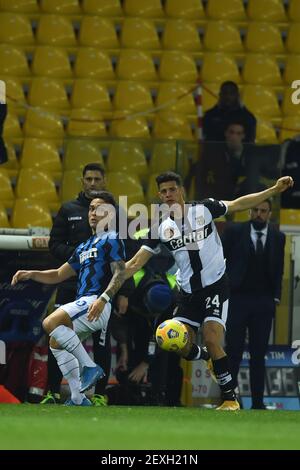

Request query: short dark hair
[
  {"left": 83, "top": 163, "right": 105, "bottom": 177},
  {"left": 220, "top": 81, "right": 239, "bottom": 93},
  {"left": 224, "top": 118, "right": 246, "bottom": 132},
  {"left": 156, "top": 171, "right": 183, "bottom": 188},
  {"left": 91, "top": 190, "right": 116, "bottom": 207}
]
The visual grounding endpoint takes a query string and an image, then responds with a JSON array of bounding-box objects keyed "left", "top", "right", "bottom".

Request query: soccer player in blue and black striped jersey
[{"left": 12, "top": 191, "right": 126, "bottom": 406}]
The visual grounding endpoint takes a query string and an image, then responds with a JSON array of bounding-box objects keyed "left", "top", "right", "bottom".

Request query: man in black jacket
[
  {"left": 203, "top": 81, "right": 256, "bottom": 143},
  {"left": 222, "top": 199, "right": 285, "bottom": 409},
  {"left": 43, "top": 163, "right": 132, "bottom": 405}
]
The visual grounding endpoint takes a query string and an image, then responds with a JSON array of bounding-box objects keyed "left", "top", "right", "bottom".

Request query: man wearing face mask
[
  {"left": 193, "top": 119, "right": 255, "bottom": 202},
  {"left": 221, "top": 200, "right": 285, "bottom": 409},
  {"left": 203, "top": 81, "right": 256, "bottom": 143}
]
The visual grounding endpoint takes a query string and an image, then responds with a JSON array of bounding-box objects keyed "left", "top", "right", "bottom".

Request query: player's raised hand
[
  {"left": 11, "top": 270, "right": 32, "bottom": 286},
  {"left": 274, "top": 176, "right": 294, "bottom": 193},
  {"left": 87, "top": 298, "right": 105, "bottom": 322}
]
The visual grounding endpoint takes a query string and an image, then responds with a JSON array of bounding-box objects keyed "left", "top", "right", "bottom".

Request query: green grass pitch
[{"left": 0, "top": 404, "right": 299, "bottom": 450}]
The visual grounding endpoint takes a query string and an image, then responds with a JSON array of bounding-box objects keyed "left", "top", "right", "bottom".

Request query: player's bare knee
[
  {"left": 42, "top": 316, "right": 52, "bottom": 334},
  {"left": 49, "top": 336, "right": 61, "bottom": 349},
  {"left": 203, "top": 330, "right": 219, "bottom": 353}
]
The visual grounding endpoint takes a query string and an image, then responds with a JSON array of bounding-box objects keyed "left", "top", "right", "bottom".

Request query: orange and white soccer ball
[{"left": 155, "top": 319, "right": 188, "bottom": 352}]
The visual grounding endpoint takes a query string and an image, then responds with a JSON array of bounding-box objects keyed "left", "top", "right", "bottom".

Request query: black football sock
[
  {"left": 213, "top": 355, "right": 236, "bottom": 401},
  {"left": 185, "top": 344, "right": 210, "bottom": 361}
]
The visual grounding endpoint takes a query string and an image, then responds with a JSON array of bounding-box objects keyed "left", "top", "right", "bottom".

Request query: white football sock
[
  {"left": 50, "top": 347, "right": 85, "bottom": 405},
  {"left": 50, "top": 325, "right": 96, "bottom": 369}
]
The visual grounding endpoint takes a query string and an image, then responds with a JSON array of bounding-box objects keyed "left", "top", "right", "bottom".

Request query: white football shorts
[{"left": 61, "top": 294, "right": 111, "bottom": 341}]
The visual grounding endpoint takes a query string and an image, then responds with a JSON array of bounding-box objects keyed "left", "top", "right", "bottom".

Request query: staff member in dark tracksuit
[{"left": 222, "top": 199, "right": 285, "bottom": 409}]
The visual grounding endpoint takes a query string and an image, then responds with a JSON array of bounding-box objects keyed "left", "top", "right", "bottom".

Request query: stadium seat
[
  {"left": 28, "top": 78, "right": 70, "bottom": 110},
  {"left": 74, "top": 48, "right": 115, "bottom": 80},
  {"left": 116, "top": 50, "right": 158, "bottom": 81},
  {"left": 201, "top": 53, "right": 241, "bottom": 83},
  {"left": 124, "top": 0, "right": 164, "bottom": 17},
  {"left": 0, "top": 203, "right": 9, "bottom": 228},
  {"left": 288, "top": 0, "right": 300, "bottom": 22},
  {"left": 165, "top": 0, "right": 205, "bottom": 19},
  {"left": 0, "top": 13, "right": 34, "bottom": 45},
  {"left": 66, "top": 109, "right": 107, "bottom": 137},
  {"left": 279, "top": 117, "right": 300, "bottom": 142},
  {"left": 71, "top": 80, "right": 112, "bottom": 111},
  {"left": 20, "top": 138, "right": 62, "bottom": 179},
  {"left": 79, "top": 17, "right": 119, "bottom": 49},
  {"left": 242, "top": 85, "right": 281, "bottom": 118},
  {"left": 82, "top": 0, "right": 122, "bottom": 16},
  {"left": 106, "top": 172, "right": 145, "bottom": 207},
  {"left": 12, "top": 199, "right": 53, "bottom": 228},
  {"left": 1, "top": 143, "right": 19, "bottom": 178},
  {"left": 113, "top": 82, "right": 153, "bottom": 113},
  {"left": 284, "top": 55, "right": 300, "bottom": 84},
  {"left": 255, "top": 119, "right": 278, "bottom": 144},
  {"left": 286, "top": 24, "right": 300, "bottom": 54},
  {"left": 162, "top": 20, "right": 201, "bottom": 52},
  {"left": 36, "top": 15, "right": 77, "bottom": 47},
  {"left": 121, "top": 18, "right": 161, "bottom": 50},
  {"left": 159, "top": 51, "right": 198, "bottom": 82},
  {"left": 32, "top": 47, "right": 73, "bottom": 79},
  {"left": 156, "top": 82, "right": 196, "bottom": 115},
  {"left": 149, "top": 142, "right": 177, "bottom": 174},
  {"left": 64, "top": 140, "right": 105, "bottom": 171},
  {"left": 3, "top": 113, "right": 23, "bottom": 139},
  {"left": 280, "top": 209, "right": 300, "bottom": 225},
  {"left": 60, "top": 170, "right": 82, "bottom": 202},
  {"left": 0, "top": 45, "right": 30, "bottom": 77},
  {"left": 107, "top": 142, "right": 147, "bottom": 182},
  {"left": 203, "top": 21, "right": 243, "bottom": 53},
  {"left": 206, "top": 0, "right": 246, "bottom": 21},
  {"left": 0, "top": 169, "right": 14, "bottom": 208},
  {"left": 40, "top": 0, "right": 81, "bottom": 14},
  {"left": 23, "top": 108, "right": 64, "bottom": 139},
  {"left": 153, "top": 113, "right": 194, "bottom": 140},
  {"left": 0, "top": 0, "right": 39, "bottom": 13},
  {"left": 16, "top": 169, "right": 59, "bottom": 211},
  {"left": 282, "top": 87, "right": 300, "bottom": 116},
  {"left": 247, "top": 0, "right": 287, "bottom": 22},
  {"left": 233, "top": 210, "right": 250, "bottom": 222},
  {"left": 245, "top": 23, "right": 285, "bottom": 54},
  {"left": 110, "top": 116, "right": 150, "bottom": 138},
  {"left": 242, "top": 54, "right": 283, "bottom": 86}
]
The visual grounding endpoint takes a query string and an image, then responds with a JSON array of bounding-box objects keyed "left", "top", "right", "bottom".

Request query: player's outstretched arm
[
  {"left": 124, "top": 247, "right": 153, "bottom": 279},
  {"left": 11, "top": 262, "right": 76, "bottom": 286},
  {"left": 224, "top": 176, "right": 294, "bottom": 214}
]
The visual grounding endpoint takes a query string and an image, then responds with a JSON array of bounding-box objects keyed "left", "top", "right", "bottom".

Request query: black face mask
[{"left": 251, "top": 220, "right": 267, "bottom": 230}]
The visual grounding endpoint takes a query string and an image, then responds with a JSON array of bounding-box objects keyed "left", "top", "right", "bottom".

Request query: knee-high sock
[
  {"left": 213, "top": 355, "right": 236, "bottom": 401},
  {"left": 185, "top": 344, "right": 210, "bottom": 361},
  {"left": 47, "top": 345, "right": 62, "bottom": 395},
  {"left": 50, "top": 325, "right": 96, "bottom": 369},
  {"left": 50, "top": 347, "right": 85, "bottom": 405}
]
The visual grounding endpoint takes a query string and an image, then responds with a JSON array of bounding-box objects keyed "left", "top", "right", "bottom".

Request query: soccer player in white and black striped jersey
[{"left": 88, "top": 172, "right": 293, "bottom": 410}]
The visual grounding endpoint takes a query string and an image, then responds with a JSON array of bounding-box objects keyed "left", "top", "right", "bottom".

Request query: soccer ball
[{"left": 155, "top": 319, "right": 188, "bottom": 352}]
